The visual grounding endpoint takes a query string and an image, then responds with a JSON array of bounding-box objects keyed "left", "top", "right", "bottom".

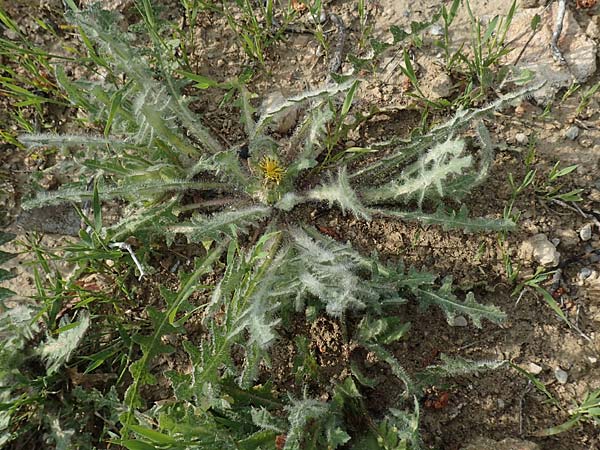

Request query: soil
[{"left": 1, "top": 0, "right": 600, "bottom": 449}]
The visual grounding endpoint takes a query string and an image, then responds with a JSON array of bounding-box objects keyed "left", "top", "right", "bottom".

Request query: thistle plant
[{"left": 4, "top": 1, "right": 544, "bottom": 448}]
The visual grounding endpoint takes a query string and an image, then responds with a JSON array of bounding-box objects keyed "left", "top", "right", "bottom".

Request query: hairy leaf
[
  {"left": 37, "top": 311, "right": 90, "bottom": 374},
  {"left": 377, "top": 205, "right": 515, "bottom": 233},
  {"left": 166, "top": 205, "right": 271, "bottom": 243},
  {"left": 307, "top": 167, "right": 371, "bottom": 219},
  {"left": 415, "top": 277, "right": 506, "bottom": 327}
]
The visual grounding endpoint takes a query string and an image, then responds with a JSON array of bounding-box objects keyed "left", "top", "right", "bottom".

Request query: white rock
[
  {"left": 428, "top": 72, "right": 453, "bottom": 99},
  {"left": 554, "top": 367, "right": 568, "bottom": 384},
  {"left": 527, "top": 362, "right": 543, "bottom": 375},
  {"left": 515, "top": 132, "right": 528, "bottom": 145},
  {"left": 505, "top": 4, "right": 597, "bottom": 103},
  {"left": 586, "top": 16, "right": 600, "bottom": 39},
  {"left": 580, "top": 223, "right": 593, "bottom": 241},
  {"left": 429, "top": 24, "right": 444, "bottom": 37},
  {"left": 261, "top": 91, "right": 301, "bottom": 135},
  {"left": 519, "top": 234, "right": 561, "bottom": 267}
]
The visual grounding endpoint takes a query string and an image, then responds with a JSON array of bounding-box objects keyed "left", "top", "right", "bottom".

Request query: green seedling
[
  {"left": 560, "top": 82, "right": 580, "bottom": 102},
  {"left": 221, "top": 0, "right": 295, "bottom": 68},
  {"left": 576, "top": 80, "right": 600, "bottom": 116},
  {"left": 538, "top": 162, "right": 584, "bottom": 202},
  {"left": 438, "top": 0, "right": 461, "bottom": 70},
  {"left": 460, "top": 0, "right": 517, "bottom": 100},
  {"left": 535, "top": 388, "right": 600, "bottom": 436}
]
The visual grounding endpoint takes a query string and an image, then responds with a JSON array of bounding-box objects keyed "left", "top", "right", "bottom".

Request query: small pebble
[
  {"left": 590, "top": 253, "right": 600, "bottom": 263},
  {"left": 527, "top": 362, "right": 543, "bottom": 375},
  {"left": 497, "top": 399, "right": 505, "bottom": 409},
  {"left": 450, "top": 315, "right": 468, "bottom": 327},
  {"left": 588, "top": 356, "right": 598, "bottom": 364},
  {"left": 565, "top": 126, "right": 580, "bottom": 141},
  {"left": 580, "top": 223, "right": 593, "bottom": 241},
  {"left": 554, "top": 367, "right": 568, "bottom": 384},
  {"left": 429, "top": 23, "right": 444, "bottom": 36},
  {"left": 551, "top": 238, "right": 561, "bottom": 247},
  {"left": 515, "top": 132, "right": 528, "bottom": 145},
  {"left": 579, "top": 267, "right": 593, "bottom": 280}
]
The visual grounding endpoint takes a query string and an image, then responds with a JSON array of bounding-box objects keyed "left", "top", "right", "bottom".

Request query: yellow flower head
[{"left": 258, "top": 156, "right": 286, "bottom": 185}]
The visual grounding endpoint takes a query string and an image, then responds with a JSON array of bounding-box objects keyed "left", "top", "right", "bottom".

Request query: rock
[
  {"left": 463, "top": 437, "right": 540, "bottom": 450},
  {"left": 515, "top": 132, "right": 528, "bottom": 145},
  {"left": 554, "top": 367, "right": 568, "bottom": 384},
  {"left": 565, "top": 125, "right": 580, "bottom": 140},
  {"left": 505, "top": 4, "right": 597, "bottom": 103},
  {"left": 580, "top": 223, "right": 593, "bottom": 241},
  {"left": 519, "top": 234, "right": 561, "bottom": 267},
  {"left": 428, "top": 72, "right": 453, "bottom": 99},
  {"left": 261, "top": 91, "right": 301, "bottom": 135},
  {"left": 556, "top": 229, "right": 579, "bottom": 249},
  {"left": 579, "top": 267, "right": 593, "bottom": 280},
  {"left": 589, "top": 188, "right": 600, "bottom": 203},
  {"left": 586, "top": 16, "right": 600, "bottom": 39},
  {"left": 429, "top": 23, "right": 444, "bottom": 37},
  {"left": 526, "top": 362, "right": 543, "bottom": 375},
  {"left": 450, "top": 315, "right": 468, "bottom": 327}
]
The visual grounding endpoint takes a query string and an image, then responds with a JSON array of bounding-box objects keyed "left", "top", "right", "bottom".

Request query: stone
[
  {"left": 462, "top": 437, "right": 540, "bottom": 450},
  {"left": 505, "top": 4, "right": 597, "bottom": 103},
  {"left": 586, "top": 16, "right": 600, "bottom": 39},
  {"left": 556, "top": 229, "right": 579, "bottom": 249},
  {"left": 565, "top": 125, "right": 580, "bottom": 140},
  {"left": 527, "top": 362, "right": 543, "bottom": 375},
  {"left": 450, "top": 315, "right": 468, "bottom": 327},
  {"left": 589, "top": 188, "right": 600, "bottom": 203},
  {"left": 554, "top": 367, "right": 568, "bottom": 384},
  {"left": 519, "top": 234, "right": 561, "bottom": 267},
  {"left": 261, "top": 91, "right": 301, "bottom": 135},
  {"left": 429, "top": 23, "right": 444, "bottom": 37},
  {"left": 515, "top": 132, "right": 528, "bottom": 145},
  {"left": 579, "top": 267, "right": 593, "bottom": 280},
  {"left": 580, "top": 223, "right": 593, "bottom": 241},
  {"left": 428, "top": 72, "right": 453, "bottom": 99}
]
